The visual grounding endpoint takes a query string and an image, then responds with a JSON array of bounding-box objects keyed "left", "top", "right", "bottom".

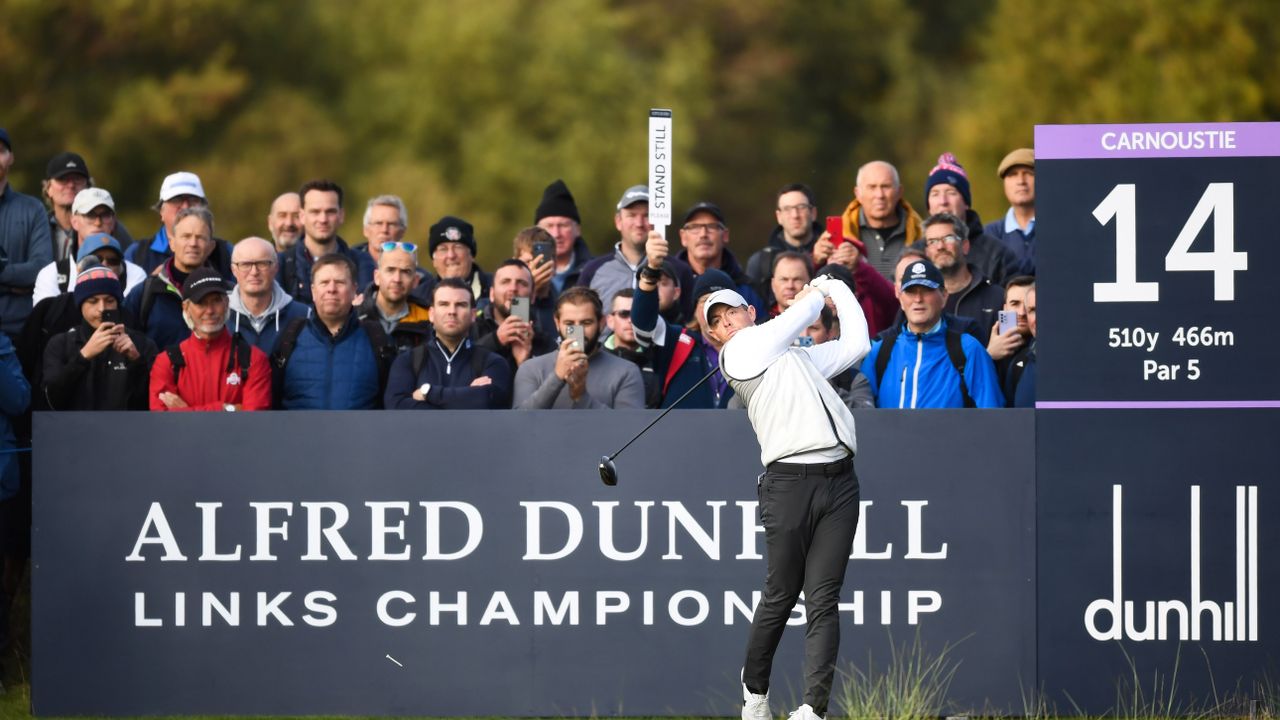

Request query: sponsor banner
[
  {"left": 1035, "top": 122, "right": 1280, "bottom": 159},
  {"left": 34, "top": 410, "right": 1034, "bottom": 717},
  {"left": 1037, "top": 410, "right": 1277, "bottom": 713}
]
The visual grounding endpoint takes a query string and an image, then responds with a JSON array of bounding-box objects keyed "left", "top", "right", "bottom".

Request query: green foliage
[{"left": 4, "top": 0, "right": 1280, "bottom": 269}]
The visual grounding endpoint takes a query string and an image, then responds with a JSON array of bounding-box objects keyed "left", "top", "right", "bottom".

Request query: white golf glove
[{"left": 808, "top": 274, "right": 836, "bottom": 297}]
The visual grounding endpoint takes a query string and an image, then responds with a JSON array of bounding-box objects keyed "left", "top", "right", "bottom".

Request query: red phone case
[{"left": 826, "top": 216, "right": 844, "bottom": 246}]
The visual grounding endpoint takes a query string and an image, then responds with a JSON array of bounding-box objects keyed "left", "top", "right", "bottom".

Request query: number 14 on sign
[{"left": 1093, "top": 183, "right": 1248, "bottom": 302}]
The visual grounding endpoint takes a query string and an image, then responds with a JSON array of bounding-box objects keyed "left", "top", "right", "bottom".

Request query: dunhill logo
[{"left": 1085, "top": 485, "right": 1258, "bottom": 642}]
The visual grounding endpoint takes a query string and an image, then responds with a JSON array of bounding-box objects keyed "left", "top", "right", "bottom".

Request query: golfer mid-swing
[{"left": 702, "top": 273, "right": 870, "bottom": 720}]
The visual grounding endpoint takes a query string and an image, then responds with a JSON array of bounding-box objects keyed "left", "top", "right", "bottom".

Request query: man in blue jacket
[
  {"left": 860, "top": 258, "right": 1003, "bottom": 408},
  {"left": 273, "top": 255, "right": 389, "bottom": 409},
  {"left": 384, "top": 279, "right": 511, "bottom": 409}
]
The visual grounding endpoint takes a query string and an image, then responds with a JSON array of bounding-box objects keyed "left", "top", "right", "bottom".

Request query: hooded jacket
[
  {"left": 42, "top": 322, "right": 158, "bottom": 411},
  {"left": 228, "top": 281, "right": 311, "bottom": 354},
  {"left": 839, "top": 197, "right": 923, "bottom": 282},
  {"left": 149, "top": 329, "right": 271, "bottom": 411},
  {"left": 860, "top": 316, "right": 1003, "bottom": 409}
]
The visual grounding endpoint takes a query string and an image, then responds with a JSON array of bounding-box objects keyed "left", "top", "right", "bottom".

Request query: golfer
[{"left": 703, "top": 272, "right": 870, "bottom": 720}]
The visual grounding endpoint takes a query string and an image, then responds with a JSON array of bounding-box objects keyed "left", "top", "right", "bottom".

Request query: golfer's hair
[
  {"left": 817, "top": 305, "right": 835, "bottom": 331},
  {"left": 556, "top": 286, "right": 603, "bottom": 319},
  {"left": 431, "top": 277, "right": 474, "bottom": 307}
]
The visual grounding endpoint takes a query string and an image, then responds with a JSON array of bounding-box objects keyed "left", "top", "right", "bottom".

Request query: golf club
[{"left": 599, "top": 365, "right": 721, "bottom": 486}]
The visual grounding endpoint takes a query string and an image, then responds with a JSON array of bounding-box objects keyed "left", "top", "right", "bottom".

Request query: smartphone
[
  {"left": 532, "top": 240, "right": 555, "bottom": 266},
  {"left": 510, "top": 296, "right": 530, "bottom": 322},
  {"left": 998, "top": 310, "right": 1019, "bottom": 335},
  {"left": 564, "top": 324, "right": 585, "bottom": 350},
  {"left": 825, "top": 216, "right": 844, "bottom": 247},
  {"left": 101, "top": 308, "right": 122, "bottom": 326}
]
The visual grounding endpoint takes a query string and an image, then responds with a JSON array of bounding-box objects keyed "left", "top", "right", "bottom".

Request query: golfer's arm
[
  {"left": 721, "top": 291, "right": 823, "bottom": 380},
  {"left": 804, "top": 281, "right": 870, "bottom": 378}
]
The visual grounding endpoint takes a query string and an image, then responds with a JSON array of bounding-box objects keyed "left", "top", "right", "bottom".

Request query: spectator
[
  {"left": 124, "top": 206, "right": 222, "bottom": 349},
  {"left": 350, "top": 195, "right": 432, "bottom": 302},
  {"left": 384, "top": 278, "right": 511, "bottom": 409},
  {"left": 227, "top": 236, "right": 310, "bottom": 354},
  {"left": 987, "top": 275, "right": 1035, "bottom": 367},
  {"left": 0, "top": 331, "right": 29, "bottom": 657},
  {"left": 919, "top": 153, "right": 1018, "bottom": 286},
  {"left": 41, "top": 151, "right": 134, "bottom": 262},
  {"left": 922, "top": 212, "right": 1004, "bottom": 346},
  {"left": 266, "top": 192, "right": 302, "bottom": 252},
  {"left": 765, "top": 251, "right": 813, "bottom": 318},
  {"left": 0, "top": 128, "right": 54, "bottom": 337},
  {"left": 1006, "top": 286, "right": 1037, "bottom": 408},
  {"left": 279, "top": 179, "right": 363, "bottom": 305},
  {"left": 803, "top": 304, "right": 875, "bottom": 410},
  {"left": 429, "top": 215, "right": 491, "bottom": 310},
  {"left": 861, "top": 258, "right": 1003, "bottom": 408},
  {"left": 632, "top": 231, "right": 723, "bottom": 409},
  {"left": 513, "top": 287, "right": 644, "bottom": 409},
  {"left": 125, "top": 172, "right": 233, "bottom": 278},
  {"left": 534, "top": 179, "right": 592, "bottom": 295},
  {"left": 148, "top": 267, "right": 270, "bottom": 412},
  {"left": 511, "top": 226, "right": 560, "bottom": 333},
  {"left": 837, "top": 160, "right": 922, "bottom": 283},
  {"left": 33, "top": 190, "right": 145, "bottom": 303},
  {"left": 578, "top": 184, "right": 654, "bottom": 312},
  {"left": 272, "top": 254, "right": 391, "bottom": 410},
  {"left": 745, "top": 183, "right": 823, "bottom": 294},
  {"left": 602, "top": 289, "right": 661, "bottom": 407},
  {"left": 984, "top": 148, "right": 1036, "bottom": 275},
  {"left": 882, "top": 248, "right": 983, "bottom": 345},
  {"left": 42, "top": 267, "right": 156, "bottom": 410},
  {"left": 810, "top": 227, "right": 899, "bottom": 338},
  {"left": 654, "top": 260, "right": 688, "bottom": 326},
  {"left": 356, "top": 240, "right": 432, "bottom": 352},
  {"left": 473, "top": 258, "right": 556, "bottom": 374},
  {"left": 676, "top": 201, "right": 767, "bottom": 317}
]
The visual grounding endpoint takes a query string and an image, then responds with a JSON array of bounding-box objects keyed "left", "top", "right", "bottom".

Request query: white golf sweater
[{"left": 720, "top": 281, "right": 871, "bottom": 467}]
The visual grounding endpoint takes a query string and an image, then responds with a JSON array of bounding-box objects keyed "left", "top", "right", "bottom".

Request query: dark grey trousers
[{"left": 742, "top": 456, "right": 860, "bottom": 717}]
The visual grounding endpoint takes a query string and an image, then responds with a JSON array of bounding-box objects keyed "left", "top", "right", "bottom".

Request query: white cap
[
  {"left": 158, "top": 171, "right": 206, "bottom": 202},
  {"left": 702, "top": 288, "right": 748, "bottom": 325},
  {"left": 71, "top": 187, "right": 114, "bottom": 215}
]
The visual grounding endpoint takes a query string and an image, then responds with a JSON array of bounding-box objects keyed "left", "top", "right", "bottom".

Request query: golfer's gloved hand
[{"left": 808, "top": 274, "right": 835, "bottom": 297}]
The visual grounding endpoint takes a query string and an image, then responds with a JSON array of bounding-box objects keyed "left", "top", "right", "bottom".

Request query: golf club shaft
[{"left": 609, "top": 365, "right": 721, "bottom": 460}]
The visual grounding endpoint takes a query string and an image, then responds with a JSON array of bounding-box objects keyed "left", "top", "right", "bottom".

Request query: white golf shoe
[
  {"left": 741, "top": 670, "right": 771, "bottom": 720},
  {"left": 787, "top": 703, "right": 824, "bottom": 720}
]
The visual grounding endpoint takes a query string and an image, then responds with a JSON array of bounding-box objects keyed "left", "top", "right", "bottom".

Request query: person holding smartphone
[{"left": 41, "top": 266, "right": 157, "bottom": 410}]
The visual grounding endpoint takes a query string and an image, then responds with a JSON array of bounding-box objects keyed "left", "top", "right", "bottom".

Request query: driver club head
[{"left": 599, "top": 456, "right": 618, "bottom": 486}]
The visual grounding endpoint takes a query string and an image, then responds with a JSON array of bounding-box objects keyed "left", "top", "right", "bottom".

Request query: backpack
[
  {"left": 872, "top": 323, "right": 975, "bottom": 408},
  {"left": 165, "top": 332, "right": 252, "bottom": 385}
]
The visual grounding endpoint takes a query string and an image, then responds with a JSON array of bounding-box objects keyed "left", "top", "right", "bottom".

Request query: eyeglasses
[
  {"left": 924, "top": 234, "right": 962, "bottom": 246},
  {"left": 165, "top": 196, "right": 206, "bottom": 209},
  {"left": 612, "top": 310, "right": 632, "bottom": 319},
  {"left": 778, "top": 203, "right": 814, "bottom": 214},
  {"left": 96, "top": 254, "right": 124, "bottom": 268},
  {"left": 232, "top": 260, "right": 275, "bottom": 272},
  {"left": 381, "top": 241, "right": 418, "bottom": 253},
  {"left": 83, "top": 209, "right": 115, "bottom": 222},
  {"left": 681, "top": 222, "right": 725, "bottom": 234}
]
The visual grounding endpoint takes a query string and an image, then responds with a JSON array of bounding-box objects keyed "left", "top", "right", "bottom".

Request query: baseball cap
[
  {"left": 46, "top": 151, "right": 90, "bottom": 180},
  {"left": 182, "top": 267, "right": 230, "bottom": 303},
  {"left": 702, "top": 288, "right": 749, "bottom": 325},
  {"left": 682, "top": 201, "right": 726, "bottom": 226},
  {"left": 658, "top": 260, "right": 681, "bottom": 286},
  {"left": 76, "top": 233, "right": 123, "bottom": 262},
  {"left": 997, "top": 148, "right": 1035, "bottom": 178},
  {"left": 158, "top": 171, "right": 207, "bottom": 202},
  {"left": 616, "top": 185, "right": 649, "bottom": 210},
  {"left": 72, "top": 187, "right": 114, "bottom": 216},
  {"left": 691, "top": 268, "right": 735, "bottom": 303},
  {"left": 900, "top": 259, "right": 944, "bottom": 291}
]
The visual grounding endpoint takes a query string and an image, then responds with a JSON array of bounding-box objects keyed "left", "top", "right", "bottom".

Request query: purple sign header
[{"left": 1035, "top": 122, "right": 1280, "bottom": 159}]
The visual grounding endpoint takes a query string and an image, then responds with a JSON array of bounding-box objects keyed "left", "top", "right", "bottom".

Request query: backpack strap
[
  {"left": 411, "top": 343, "right": 428, "bottom": 378},
  {"left": 359, "top": 316, "right": 397, "bottom": 393},
  {"left": 164, "top": 344, "right": 185, "bottom": 385},
  {"left": 873, "top": 326, "right": 900, "bottom": 388},
  {"left": 56, "top": 257, "right": 72, "bottom": 293},
  {"left": 271, "top": 317, "right": 310, "bottom": 370},
  {"left": 230, "top": 332, "right": 252, "bottom": 384},
  {"left": 944, "top": 329, "right": 975, "bottom": 409},
  {"left": 138, "top": 276, "right": 163, "bottom": 329}
]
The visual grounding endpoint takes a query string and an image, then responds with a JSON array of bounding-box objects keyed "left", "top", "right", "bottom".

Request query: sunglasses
[
  {"left": 381, "top": 241, "right": 418, "bottom": 253},
  {"left": 612, "top": 310, "right": 632, "bottom": 319}
]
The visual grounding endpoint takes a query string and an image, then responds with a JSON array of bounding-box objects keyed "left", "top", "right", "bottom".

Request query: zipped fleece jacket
[{"left": 860, "top": 317, "right": 1004, "bottom": 409}]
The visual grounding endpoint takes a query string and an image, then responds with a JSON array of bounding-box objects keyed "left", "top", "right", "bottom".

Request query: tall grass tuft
[{"left": 831, "top": 632, "right": 963, "bottom": 719}]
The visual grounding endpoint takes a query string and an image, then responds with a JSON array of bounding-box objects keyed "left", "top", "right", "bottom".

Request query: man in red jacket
[{"left": 149, "top": 267, "right": 270, "bottom": 412}]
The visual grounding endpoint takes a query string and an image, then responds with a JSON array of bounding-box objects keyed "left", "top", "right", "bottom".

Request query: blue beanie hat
[
  {"left": 73, "top": 266, "right": 123, "bottom": 307},
  {"left": 924, "top": 152, "right": 972, "bottom": 208}
]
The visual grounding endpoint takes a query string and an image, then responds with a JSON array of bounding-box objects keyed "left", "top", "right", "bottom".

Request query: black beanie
[
  {"left": 428, "top": 216, "right": 478, "bottom": 256},
  {"left": 534, "top": 179, "right": 581, "bottom": 224}
]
